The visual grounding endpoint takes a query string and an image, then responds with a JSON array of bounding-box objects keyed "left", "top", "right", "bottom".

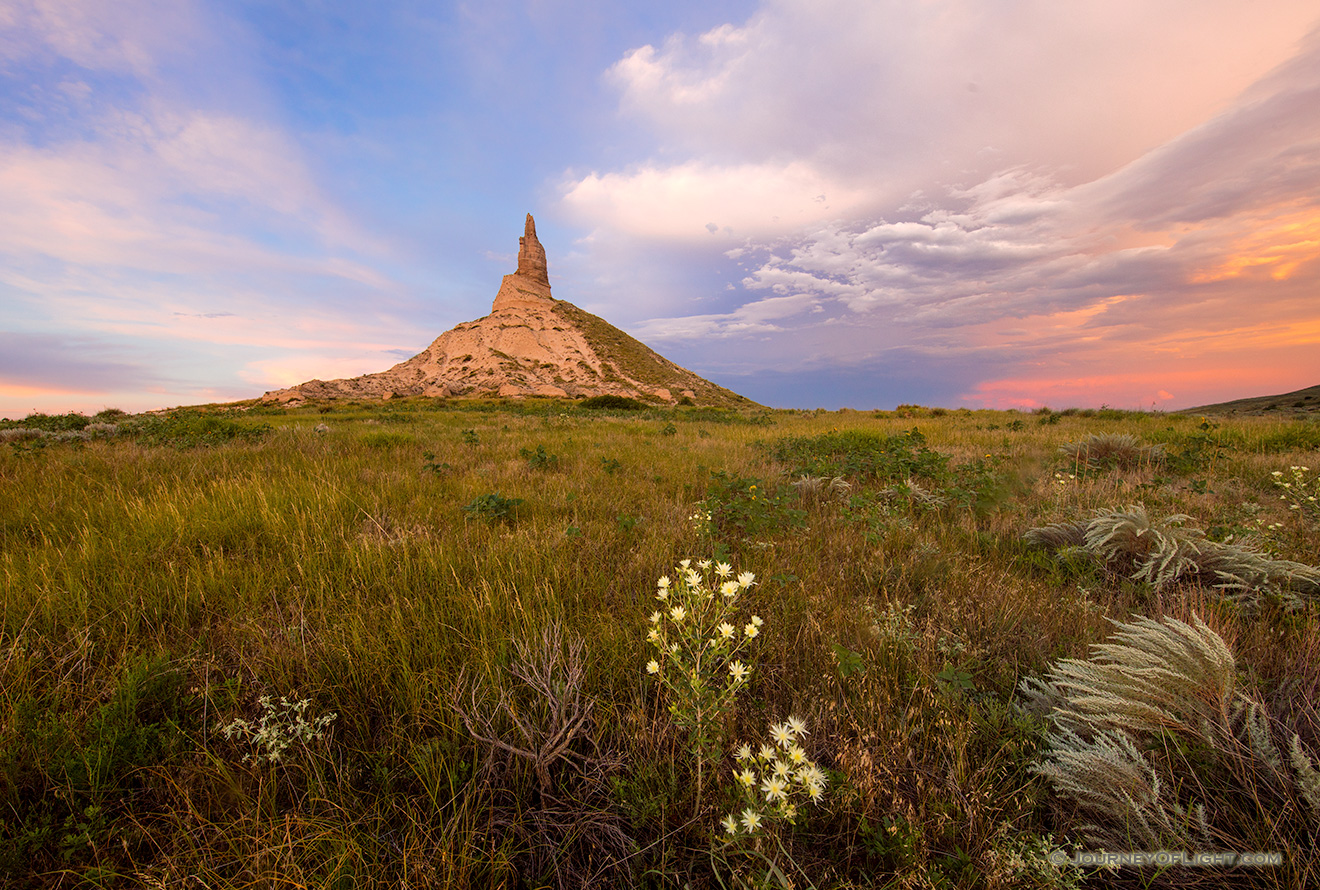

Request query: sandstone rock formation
[
  {"left": 492, "top": 214, "right": 554, "bottom": 311},
  {"left": 261, "top": 214, "right": 756, "bottom": 408}
]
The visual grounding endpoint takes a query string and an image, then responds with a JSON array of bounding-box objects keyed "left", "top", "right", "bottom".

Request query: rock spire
[
  {"left": 516, "top": 214, "right": 549, "bottom": 286},
  {"left": 258, "top": 213, "right": 759, "bottom": 408},
  {"left": 492, "top": 213, "right": 553, "bottom": 310}
]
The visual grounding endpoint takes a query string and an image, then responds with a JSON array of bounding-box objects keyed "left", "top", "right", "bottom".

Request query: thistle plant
[{"left": 645, "top": 559, "right": 761, "bottom": 798}]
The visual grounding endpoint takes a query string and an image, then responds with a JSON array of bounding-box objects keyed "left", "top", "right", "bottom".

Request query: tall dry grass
[{"left": 0, "top": 400, "right": 1316, "bottom": 887}]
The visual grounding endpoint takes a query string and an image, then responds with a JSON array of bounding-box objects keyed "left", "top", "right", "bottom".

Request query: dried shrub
[{"left": 451, "top": 623, "right": 632, "bottom": 888}]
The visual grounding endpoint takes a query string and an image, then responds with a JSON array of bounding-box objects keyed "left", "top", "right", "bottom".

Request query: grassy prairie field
[{"left": 1, "top": 400, "right": 1318, "bottom": 889}]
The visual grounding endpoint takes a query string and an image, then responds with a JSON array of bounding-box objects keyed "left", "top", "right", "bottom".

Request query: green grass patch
[{"left": 1, "top": 403, "right": 1318, "bottom": 887}]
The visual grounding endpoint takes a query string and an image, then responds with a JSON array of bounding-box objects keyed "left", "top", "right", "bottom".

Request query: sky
[{"left": 3, "top": 0, "right": 1319, "bottom": 416}]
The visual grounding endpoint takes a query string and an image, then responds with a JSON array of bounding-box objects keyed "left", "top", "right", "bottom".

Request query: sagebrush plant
[
  {"left": 1021, "top": 614, "right": 1320, "bottom": 874},
  {"left": 645, "top": 558, "right": 761, "bottom": 798},
  {"left": 451, "top": 621, "right": 595, "bottom": 792},
  {"left": 217, "top": 694, "right": 337, "bottom": 764},
  {"left": 451, "top": 625, "right": 632, "bottom": 888}
]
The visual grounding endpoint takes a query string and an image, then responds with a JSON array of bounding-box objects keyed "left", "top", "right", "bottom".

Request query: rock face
[
  {"left": 261, "top": 214, "right": 757, "bottom": 408},
  {"left": 492, "top": 215, "right": 554, "bottom": 311}
]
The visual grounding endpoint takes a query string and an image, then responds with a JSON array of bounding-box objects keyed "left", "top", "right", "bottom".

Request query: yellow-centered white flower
[
  {"left": 740, "top": 808, "right": 762, "bottom": 832},
  {"left": 799, "top": 764, "right": 826, "bottom": 787}
]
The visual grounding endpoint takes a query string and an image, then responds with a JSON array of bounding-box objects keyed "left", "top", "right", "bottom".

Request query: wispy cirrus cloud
[
  {"left": 0, "top": 330, "right": 161, "bottom": 392},
  {"left": 0, "top": 0, "right": 426, "bottom": 415}
]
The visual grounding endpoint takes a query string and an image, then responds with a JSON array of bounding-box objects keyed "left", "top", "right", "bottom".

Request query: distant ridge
[
  {"left": 261, "top": 215, "right": 758, "bottom": 408},
  {"left": 1181, "top": 384, "right": 1320, "bottom": 416}
]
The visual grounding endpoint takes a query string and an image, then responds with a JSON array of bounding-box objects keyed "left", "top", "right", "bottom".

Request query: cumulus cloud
[
  {"left": 565, "top": 2, "right": 1320, "bottom": 407},
  {"left": 738, "top": 23, "right": 1320, "bottom": 331},
  {"left": 568, "top": 1, "right": 1319, "bottom": 237},
  {"left": 561, "top": 160, "right": 871, "bottom": 241},
  {"left": 636, "top": 291, "right": 822, "bottom": 339}
]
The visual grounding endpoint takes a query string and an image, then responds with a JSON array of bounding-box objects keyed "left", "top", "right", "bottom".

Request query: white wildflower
[
  {"left": 740, "top": 808, "right": 763, "bottom": 832},
  {"left": 761, "top": 775, "right": 788, "bottom": 802}
]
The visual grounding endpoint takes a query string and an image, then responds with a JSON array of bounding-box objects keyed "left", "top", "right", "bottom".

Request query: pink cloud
[{"left": 963, "top": 341, "right": 1320, "bottom": 411}]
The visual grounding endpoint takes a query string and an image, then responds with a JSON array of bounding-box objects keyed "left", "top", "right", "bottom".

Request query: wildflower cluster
[
  {"left": 1272, "top": 466, "right": 1319, "bottom": 522},
  {"left": 722, "top": 717, "right": 827, "bottom": 837},
  {"left": 217, "top": 695, "right": 337, "bottom": 764},
  {"left": 646, "top": 559, "right": 760, "bottom": 791},
  {"left": 695, "top": 471, "right": 807, "bottom": 541}
]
